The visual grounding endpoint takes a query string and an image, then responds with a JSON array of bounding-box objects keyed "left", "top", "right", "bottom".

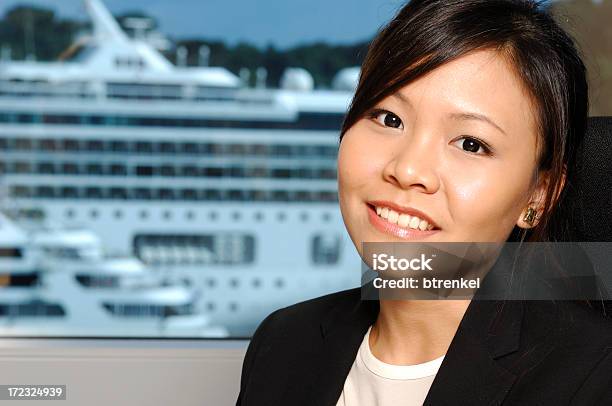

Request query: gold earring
[{"left": 523, "top": 207, "right": 537, "bottom": 226}]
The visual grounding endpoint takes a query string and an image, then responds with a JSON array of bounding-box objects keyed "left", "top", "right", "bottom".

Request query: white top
[{"left": 335, "top": 326, "right": 445, "bottom": 406}]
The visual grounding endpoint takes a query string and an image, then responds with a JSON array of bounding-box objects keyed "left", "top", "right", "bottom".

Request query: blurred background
[{"left": 0, "top": 0, "right": 608, "bottom": 339}]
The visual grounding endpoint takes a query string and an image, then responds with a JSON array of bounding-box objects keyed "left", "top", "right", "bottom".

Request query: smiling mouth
[
  {"left": 366, "top": 203, "right": 441, "bottom": 240},
  {"left": 367, "top": 203, "right": 439, "bottom": 231}
]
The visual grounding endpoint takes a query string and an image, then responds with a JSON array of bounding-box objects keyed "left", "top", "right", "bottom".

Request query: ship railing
[{"left": 0, "top": 81, "right": 278, "bottom": 105}]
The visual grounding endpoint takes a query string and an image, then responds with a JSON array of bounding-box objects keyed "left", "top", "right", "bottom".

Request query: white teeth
[
  {"left": 374, "top": 205, "right": 435, "bottom": 231},
  {"left": 387, "top": 210, "right": 399, "bottom": 223},
  {"left": 398, "top": 214, "right": 410, "bottom": 227}
]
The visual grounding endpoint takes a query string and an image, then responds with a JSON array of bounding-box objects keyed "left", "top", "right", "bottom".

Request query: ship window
[
  {"left": 110, "top": 188, "right": 127, "bottom": 200},
  {"left": 318, "top": 168, "right": 337, "bottom": 179},
  {"left": 110, "top": 164, "right": 127, "bottom": 176},
  {"left": 228, "top": 166, "right": 244, "bottom": 177},
  {"left": 37, "top": 162, "right": 55, "bottom": 174},
  {"left": 62, "top": 162, "right": 79, "bottom": 174},
  {"left": 0, "top": 300, "right": 65, "bottom": 317},
  {"left": 203, "top": 189, "right": 222, "bottom": 200},
  {"left": 0, "top": 138, "right": 7, "bottom": 149},
  {"left": 159, "top": 142, "right": 176, "bottom": 154},
  {"left": 294, "top": 191, "right": 312, "bottom": 202},
  {"left": 75, "top": 275, "right": 120, "bottom": 288},
  {"left": 85, "top": 140, "right": 104, "bottom": 151},
  {"left": 180, "top": 165, "right": 199, "bottom": 177},
  {"left": 0, "top": 247, "right": 23, "bottom": 258},
  {"left": 133, "top": 188, "right": 152, "bottom": 200},
  {"left": 62, "top": 139, "right": 80, "bottom": 151},
  {"left": 136, "top": 165, "right": 154, "bottom": 177},
  {"left": 86, "top": 163, "right": 104, "bottom": 175},
  {"left": 14, "top": 161, "right": 31, "bottom": 173},
  {"left": 252, "top": 190, "right": 267, "bottom": 201},
  {"left": 227, "top": 144, "right": 246, "bottom": 155},
  {"left": 180, "top": 189, "right": 199, "bottom": 201},
  {"left": 296, "top": 167, "right": 313, "bottom": 179},
  {"left": 271, "top": 144, "right": 292, "bottom": 156},
  {"left": 319, "top": 191, "right": 338, "bottom": 202},
  {"left": 160, "top": 165, "right": 176, "bottom": 176},
  {"left": 36, "top": 186, "right": 55, "bottom": 198},
  {"left": 251, "top": 144, "right": 268, "bottom": 156},
  {"left": 61, "top": 187, "right": 79, "bottom": 198},
  {"left": 201, "top": 143, "right": 214, "bottom": 154},
  {"left": 228, "top": 190, "right": 245, "bottom": 201},
  {"left": 215, "top": 144, "right": 227, "bottom": 154},
  {"left": 204, "top": 167, "right": 223, "bottom": 177},
  {"left": 247, "top": 166, "right": 268, "bottom": 177},
  {"left": 180, "top": 142, "right": 199, "bottom": 154},
  {"left": 271, "top": 190, "right": 290, "bottom": 201},
  {"left": 10, "top": 185, "right": 31, "bottom": 198},
  {"left": 271, "top": 168, "right": 291, "bottom": 179},
  {"left": 158, "top": 188, "right": 175, "bottom": 200},
  {"left": 311, "top": 233, "right": 342, "bottom": 265},
  {"left": 135, "top": 141, "right": 153, "bottom": 153},
  {"left": 85, "top": 187, "right": 103, "bottom": 199},
  {"left": 110, "top": 140, "right": 128, "bottom": 152},
  {"left": 39, "top": 139, "right": 56, "bottom": 151},
  {"left": 14, "top": 138, "right": 32, "bottom": 150}
]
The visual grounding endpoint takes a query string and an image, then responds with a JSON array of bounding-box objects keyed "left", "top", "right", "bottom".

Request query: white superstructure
[
  {"left": 0, "top": 210, "right": 228, "bottom": 337},
  {"left": 0, "top": 0, "right": 361, "bottom": 335}
]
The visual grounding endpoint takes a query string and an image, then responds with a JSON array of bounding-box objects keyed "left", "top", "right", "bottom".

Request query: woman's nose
[{"left": 382, "top": 133, "right": 441, "bottom": 193}]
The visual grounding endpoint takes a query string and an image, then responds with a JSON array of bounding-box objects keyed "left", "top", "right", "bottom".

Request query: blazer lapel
[
  {"left": 309, "top": 292, "right": 379, "bottom": 406},
  {"left": 309, "top": 285, "right": 524, "bottom": 406},
  {"left": 423, "top": 300, "right": 523, "bottom": 406}
]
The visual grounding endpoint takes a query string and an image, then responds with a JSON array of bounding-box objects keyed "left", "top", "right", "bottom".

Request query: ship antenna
[{"left": 84, "top": 0, "right": 128, "bottom": 42}]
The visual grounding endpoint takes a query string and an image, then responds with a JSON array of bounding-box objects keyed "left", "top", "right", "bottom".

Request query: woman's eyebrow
[
  {"left": 449, "top": 112, "right": 507, "bottom": 136},
  {"left": 390, "top": 92, "right": 507, "bottom": 136}
]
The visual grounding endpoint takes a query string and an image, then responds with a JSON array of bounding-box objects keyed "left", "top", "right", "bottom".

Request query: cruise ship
[
  {"left": 0, "top": 210, "right": 228, "bottom": 337},
  {"left": 0, "top": 0, "right": 362, "bottom": 335}
]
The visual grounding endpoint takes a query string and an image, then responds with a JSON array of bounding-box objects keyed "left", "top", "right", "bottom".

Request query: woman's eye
[
  {"left": 452, "top": 137, "right": 491, "bottom": 155},
  {"left": 371, "top": 110, "right": 404, "bottom": 129}
]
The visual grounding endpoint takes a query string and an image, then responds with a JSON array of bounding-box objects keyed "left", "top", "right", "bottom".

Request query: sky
[{"left": 0, "top": 0, "right": 404, "bottom": 49}]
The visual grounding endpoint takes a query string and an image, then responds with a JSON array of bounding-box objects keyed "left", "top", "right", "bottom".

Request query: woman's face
[{"left": 338, "top": 49, "right": 547, "bottom": 250}]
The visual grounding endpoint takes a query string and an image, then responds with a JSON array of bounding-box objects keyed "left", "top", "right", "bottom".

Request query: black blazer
[{"left": 236, "top": 287, "right": 612, "bottom": 405}]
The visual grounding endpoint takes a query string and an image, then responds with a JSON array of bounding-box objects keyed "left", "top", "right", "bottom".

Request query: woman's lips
[{"left": 367, "top": 204, "right": 440, "bottom": 240}]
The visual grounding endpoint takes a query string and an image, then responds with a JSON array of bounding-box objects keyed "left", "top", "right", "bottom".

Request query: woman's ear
[{"left": 516, "top": 167, "right": 566, "bottom": 229}]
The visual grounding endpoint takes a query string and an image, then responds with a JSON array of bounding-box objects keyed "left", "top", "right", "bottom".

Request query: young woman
[{"left": 236, "top": 1, "right": 612, "bottom": 404}]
